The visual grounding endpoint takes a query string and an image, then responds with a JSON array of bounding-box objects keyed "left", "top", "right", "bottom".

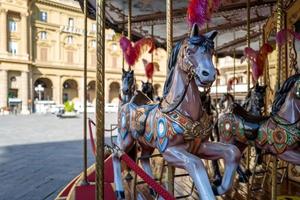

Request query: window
[
  {"left": 92, "top": 23, "right": 96, "bottom": 32},
  {"left": 40, "top": 48, "right": 48, "bottom": 61},
  {"left": 40, "top": 31, "right": 47, "bottom": 40},
  {"left": 67, "top": 51, "right": 73, "bottom": 64},
  {"left": 68, "top": 18, "right": 74, "bottom": 27},
  {"left": 91, "top": 40, "right": 96, "bottom": 48},
  {"left": 40, "top": 11, "right": 47, "bottom": 22},
  {"left": 9, "top": 19, "right": 17, "bottom": 32},
  {"left": 67, "top": 36, "right": 73, "bottom": 44},
  {"left": 9, "top": 41, "right": 17, "bottom": 55}
]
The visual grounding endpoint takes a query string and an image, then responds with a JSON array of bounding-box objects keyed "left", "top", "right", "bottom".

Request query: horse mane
[
  {"left": 162, "top": 41, "right": 183, "bottom": 97},
  {"left": 271, "top": 73, "right": 300, "bottom": 115},
  {"left": 225, "top": 93, "right": 235, "bottom": 102}
]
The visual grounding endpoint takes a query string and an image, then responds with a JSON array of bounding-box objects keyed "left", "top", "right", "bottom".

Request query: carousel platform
[{"left": 55, "top": 153, "right": 300, "bottom": 200}]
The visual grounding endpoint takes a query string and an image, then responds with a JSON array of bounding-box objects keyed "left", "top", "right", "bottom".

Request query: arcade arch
[
  {"left": 109, "top": 81, "right": 120, "bottom": 103},
  {"left": 34, "top": 78, "right": 53, "bottom": 100},
  {"left": 62, "top": 79, "right": 78, "bottom": 102}
]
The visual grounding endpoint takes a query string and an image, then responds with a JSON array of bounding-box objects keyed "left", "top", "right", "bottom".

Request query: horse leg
[
  {"left": 163, "top": 144, "right": 216, "bottom": 200},
  {"left": 197, "top": 141, "right": 241, "bottom": 195},
  {"left": 234, "top": 142, "right": 249, "bottom": 183},
  {"left": 112, "top": 133, "right": 135, "bottom": 199},
  {"left": 139, "top": 148, "right": 156, "bottom": 196},
  {"left": 278, "top": 148, "right": 300, "bottom": 165}
]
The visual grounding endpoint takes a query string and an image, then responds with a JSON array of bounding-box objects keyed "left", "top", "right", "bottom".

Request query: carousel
[{"left": 55, "top": 0, "right": 300, "bottom": 199}]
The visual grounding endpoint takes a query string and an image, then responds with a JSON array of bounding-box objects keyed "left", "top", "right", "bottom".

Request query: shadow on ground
[{"left": 0, "top": 139, "right": 109, "bottom": 200}]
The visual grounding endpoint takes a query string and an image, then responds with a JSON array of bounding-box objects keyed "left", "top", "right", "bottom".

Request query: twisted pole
[
  {"left": 96, "top": 0, "right": 105, "bottom": 199},
  {"left": 166, "top": 0, "right": 174, "bottom": 194},
  {"left": 81, "top": 0, "right": 88, "bottom": 185}
]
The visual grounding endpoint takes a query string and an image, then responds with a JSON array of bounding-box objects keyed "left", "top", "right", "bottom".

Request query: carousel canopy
[{"left": 76, "top": 0, "right": 276, "bottom": 57}]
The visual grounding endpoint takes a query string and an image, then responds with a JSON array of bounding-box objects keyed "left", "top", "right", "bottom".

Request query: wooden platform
[{"left": 56, "top": 154, "right": 300, "bottom": 200}]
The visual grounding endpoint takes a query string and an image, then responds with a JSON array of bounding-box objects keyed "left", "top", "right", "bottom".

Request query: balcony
[{"left": 60, "top": 26, "right": 84, "bottom": 35}]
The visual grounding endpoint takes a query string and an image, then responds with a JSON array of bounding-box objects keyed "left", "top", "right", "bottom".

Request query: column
[
  {"left": 21, "top": 13, "right": 28, "bottom": 58},
  {"left": 21, "top": 71, "right": 30, "bottom": 114},
  {"left": 0, "top": 9, "right": 7, "bottom": 54},
  {"left": 53, "top": 75, "right": 61, "bottom": 104},
  {"left": 79, "top": 77, "right": 84, "bottom": 103},
  {"left": 0, "top": 70, "right": 8, "bottom": 108}
]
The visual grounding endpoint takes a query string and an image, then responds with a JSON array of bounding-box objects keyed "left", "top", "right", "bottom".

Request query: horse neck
[
  {"left": 164, "top": 66, "right": 202, "bottom": 121},
  {"left": 277, "top": 93, "right": 300, "bottom": 123},
  {"left": 248, "top": 95, "right": 262, "bottom": 116}
]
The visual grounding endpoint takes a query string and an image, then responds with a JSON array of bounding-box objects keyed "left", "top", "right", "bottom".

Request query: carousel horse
[
  {"left": 121, "top": 68, "right": 136, "bottom": 104},
  {"left": 218, "top": 93, "right": 235, "bottom": 113},
  {"left": 213, "top": 84, "right": 267, "bottom": 183},
  {"left": 113, "top": 24, "right": 241, "bottom": 200},
  {"left": 141, "top": 81, "right": 154, "bottom": 100},
  {"left": 217, "top": 74, "right": 300, "bottom": 184}
]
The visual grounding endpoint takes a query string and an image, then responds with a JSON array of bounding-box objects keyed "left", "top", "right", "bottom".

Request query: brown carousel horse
[
  {"left": 217, "top": 74, "right": 300, "bottom": 180},
  {"left": 112, "top": 24, "right": 241, "bottom": 200}
]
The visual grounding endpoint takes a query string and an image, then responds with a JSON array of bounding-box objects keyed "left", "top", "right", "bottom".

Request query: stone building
[{"left": 0, "top": 0, "right": 167, "bottom": 114}]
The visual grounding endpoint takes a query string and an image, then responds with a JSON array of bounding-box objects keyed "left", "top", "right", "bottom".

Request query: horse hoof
[
  {"left": 115, "top": 191, "right": 125, "bottom": 199},
  {"left": 212, "top": 176, "right": 222, "bottom": 186},
  {"left": 211, "top": 184, "right": 220, "bottom": 196},
  {"left": 149, "top": 188, "right": 156, "bottom": 196},
  {"left": 125, "top": 172, "right": 133, "bottom": 181}
]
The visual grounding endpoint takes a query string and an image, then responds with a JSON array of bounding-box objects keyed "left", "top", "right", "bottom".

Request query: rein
[{"left": 159, "top": 54, "right": 196, "bottom": 114}]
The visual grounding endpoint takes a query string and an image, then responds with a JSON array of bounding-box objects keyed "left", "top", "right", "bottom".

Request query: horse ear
[
  {"left": 190, "top": 23, "right": 199, "bottom": 38},
  {"left": 204, "top": 30, "right": 218, "bottom": 41},
  {"left": 141, "top": 80, "right": 144, "bottom": 84},
  {"left": 122, "top": 68, "right": 126, "bottom": 73}
]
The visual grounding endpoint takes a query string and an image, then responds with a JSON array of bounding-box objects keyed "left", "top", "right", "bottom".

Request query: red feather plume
[
  {"left": 227, "top": 77, "right": 239, "bottom": 91},
  {"left": 242, "top": 43, "right": 273, "bottom": 81},
  {"left": 119, "top": 36, "right": 156, "bottom": 67},
  {"left": 142, "top": 59, "right": 160, "bottom": 80},
  {"left": 187, "top": 0, "right": 221, "bottom": 27}
]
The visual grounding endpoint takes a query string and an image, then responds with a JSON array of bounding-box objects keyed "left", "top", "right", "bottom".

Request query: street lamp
[{"left": 35, "top": 84, "right": 44, "bottom": 100}]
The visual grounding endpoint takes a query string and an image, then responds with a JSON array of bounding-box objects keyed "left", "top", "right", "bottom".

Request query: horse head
[
  {"left": 253, "top": 83, "right": 267, "bottom": 109},
  {"left": 179, "top": 24, "right": 217, "bottom": 88},
  {"left": 141, "top": 81, "right": 154, "bottom": 100},
  {"left": 272, "top": 74, "right": 300, "bottom": 124},
  {"left": 121, "top": 68, "right": 135, "bottom": 96}
]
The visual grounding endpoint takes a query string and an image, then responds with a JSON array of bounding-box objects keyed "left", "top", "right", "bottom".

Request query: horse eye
[{"left": 296, "top": 82, "right": 300, "bottom": 98}]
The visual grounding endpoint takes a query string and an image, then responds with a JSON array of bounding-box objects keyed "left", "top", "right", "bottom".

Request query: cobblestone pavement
[{"left": 0, "top": 113, "right": 117, "bottom": 200}]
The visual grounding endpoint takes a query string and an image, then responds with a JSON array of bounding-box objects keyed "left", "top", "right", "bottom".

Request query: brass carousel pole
[
  {"left": 82, "top": 0, "right": 88, "bottom": 185},
  {"left": 128, "top": 0, "right": 132, "bottom": 40},
  {"left": 271, "top": 0, "right": 284, "bottom": 199},
  {"left": 166, "top": 0, "right": 174, "bottom": 194},
  {"left": 233, "top": 32, "right": 236, "bottom": 98},
  {"left": 151, "top": 24, "right": 154, "bottom": 63},
  {"left": 246, "top": 0, "right": 251, "bottom": 199},
  {"left": 215, "top": 36, "right": 218, "bottom": 109},
  {"left": 96, "top": 0, "right": 105, "bottom": 199}
]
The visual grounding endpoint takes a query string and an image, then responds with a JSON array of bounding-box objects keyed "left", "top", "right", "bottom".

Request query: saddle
[
  {"left": 231, "top": 103, "right": 269, "bottom": 140},
  {"left": 129, "top": 91, "right": 158, "bottom": 136}
]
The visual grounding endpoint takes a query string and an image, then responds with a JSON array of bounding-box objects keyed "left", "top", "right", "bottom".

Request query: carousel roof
[{"left": 77, "top": 0, "right": 276, "bottom": 57}]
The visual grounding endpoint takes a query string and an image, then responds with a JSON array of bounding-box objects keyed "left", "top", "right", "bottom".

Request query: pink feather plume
[
  {"left": 187, "top": 0, "right": 221, "bottom": 27},
  {"left": 242, "top": 43, "right": 273, "bottom": 81},
  {"left": 276, "top": 29, "right": 300, "bottom": 46},
  {"left": 119, "top": 36, "right": 156, "bottom": 66}
]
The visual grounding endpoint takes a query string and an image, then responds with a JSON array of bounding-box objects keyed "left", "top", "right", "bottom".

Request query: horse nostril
[{"left": 202, "top": 70, "right": 209, "bottom": 77}]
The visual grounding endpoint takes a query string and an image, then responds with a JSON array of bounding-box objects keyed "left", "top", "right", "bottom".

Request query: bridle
[{"left": 160, "top": 41, "right": 213, "bottom": 114}]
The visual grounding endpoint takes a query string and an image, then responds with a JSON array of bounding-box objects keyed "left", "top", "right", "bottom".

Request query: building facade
[{"left": 0, "top": 0, "right": 167, "bottom": 114}]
